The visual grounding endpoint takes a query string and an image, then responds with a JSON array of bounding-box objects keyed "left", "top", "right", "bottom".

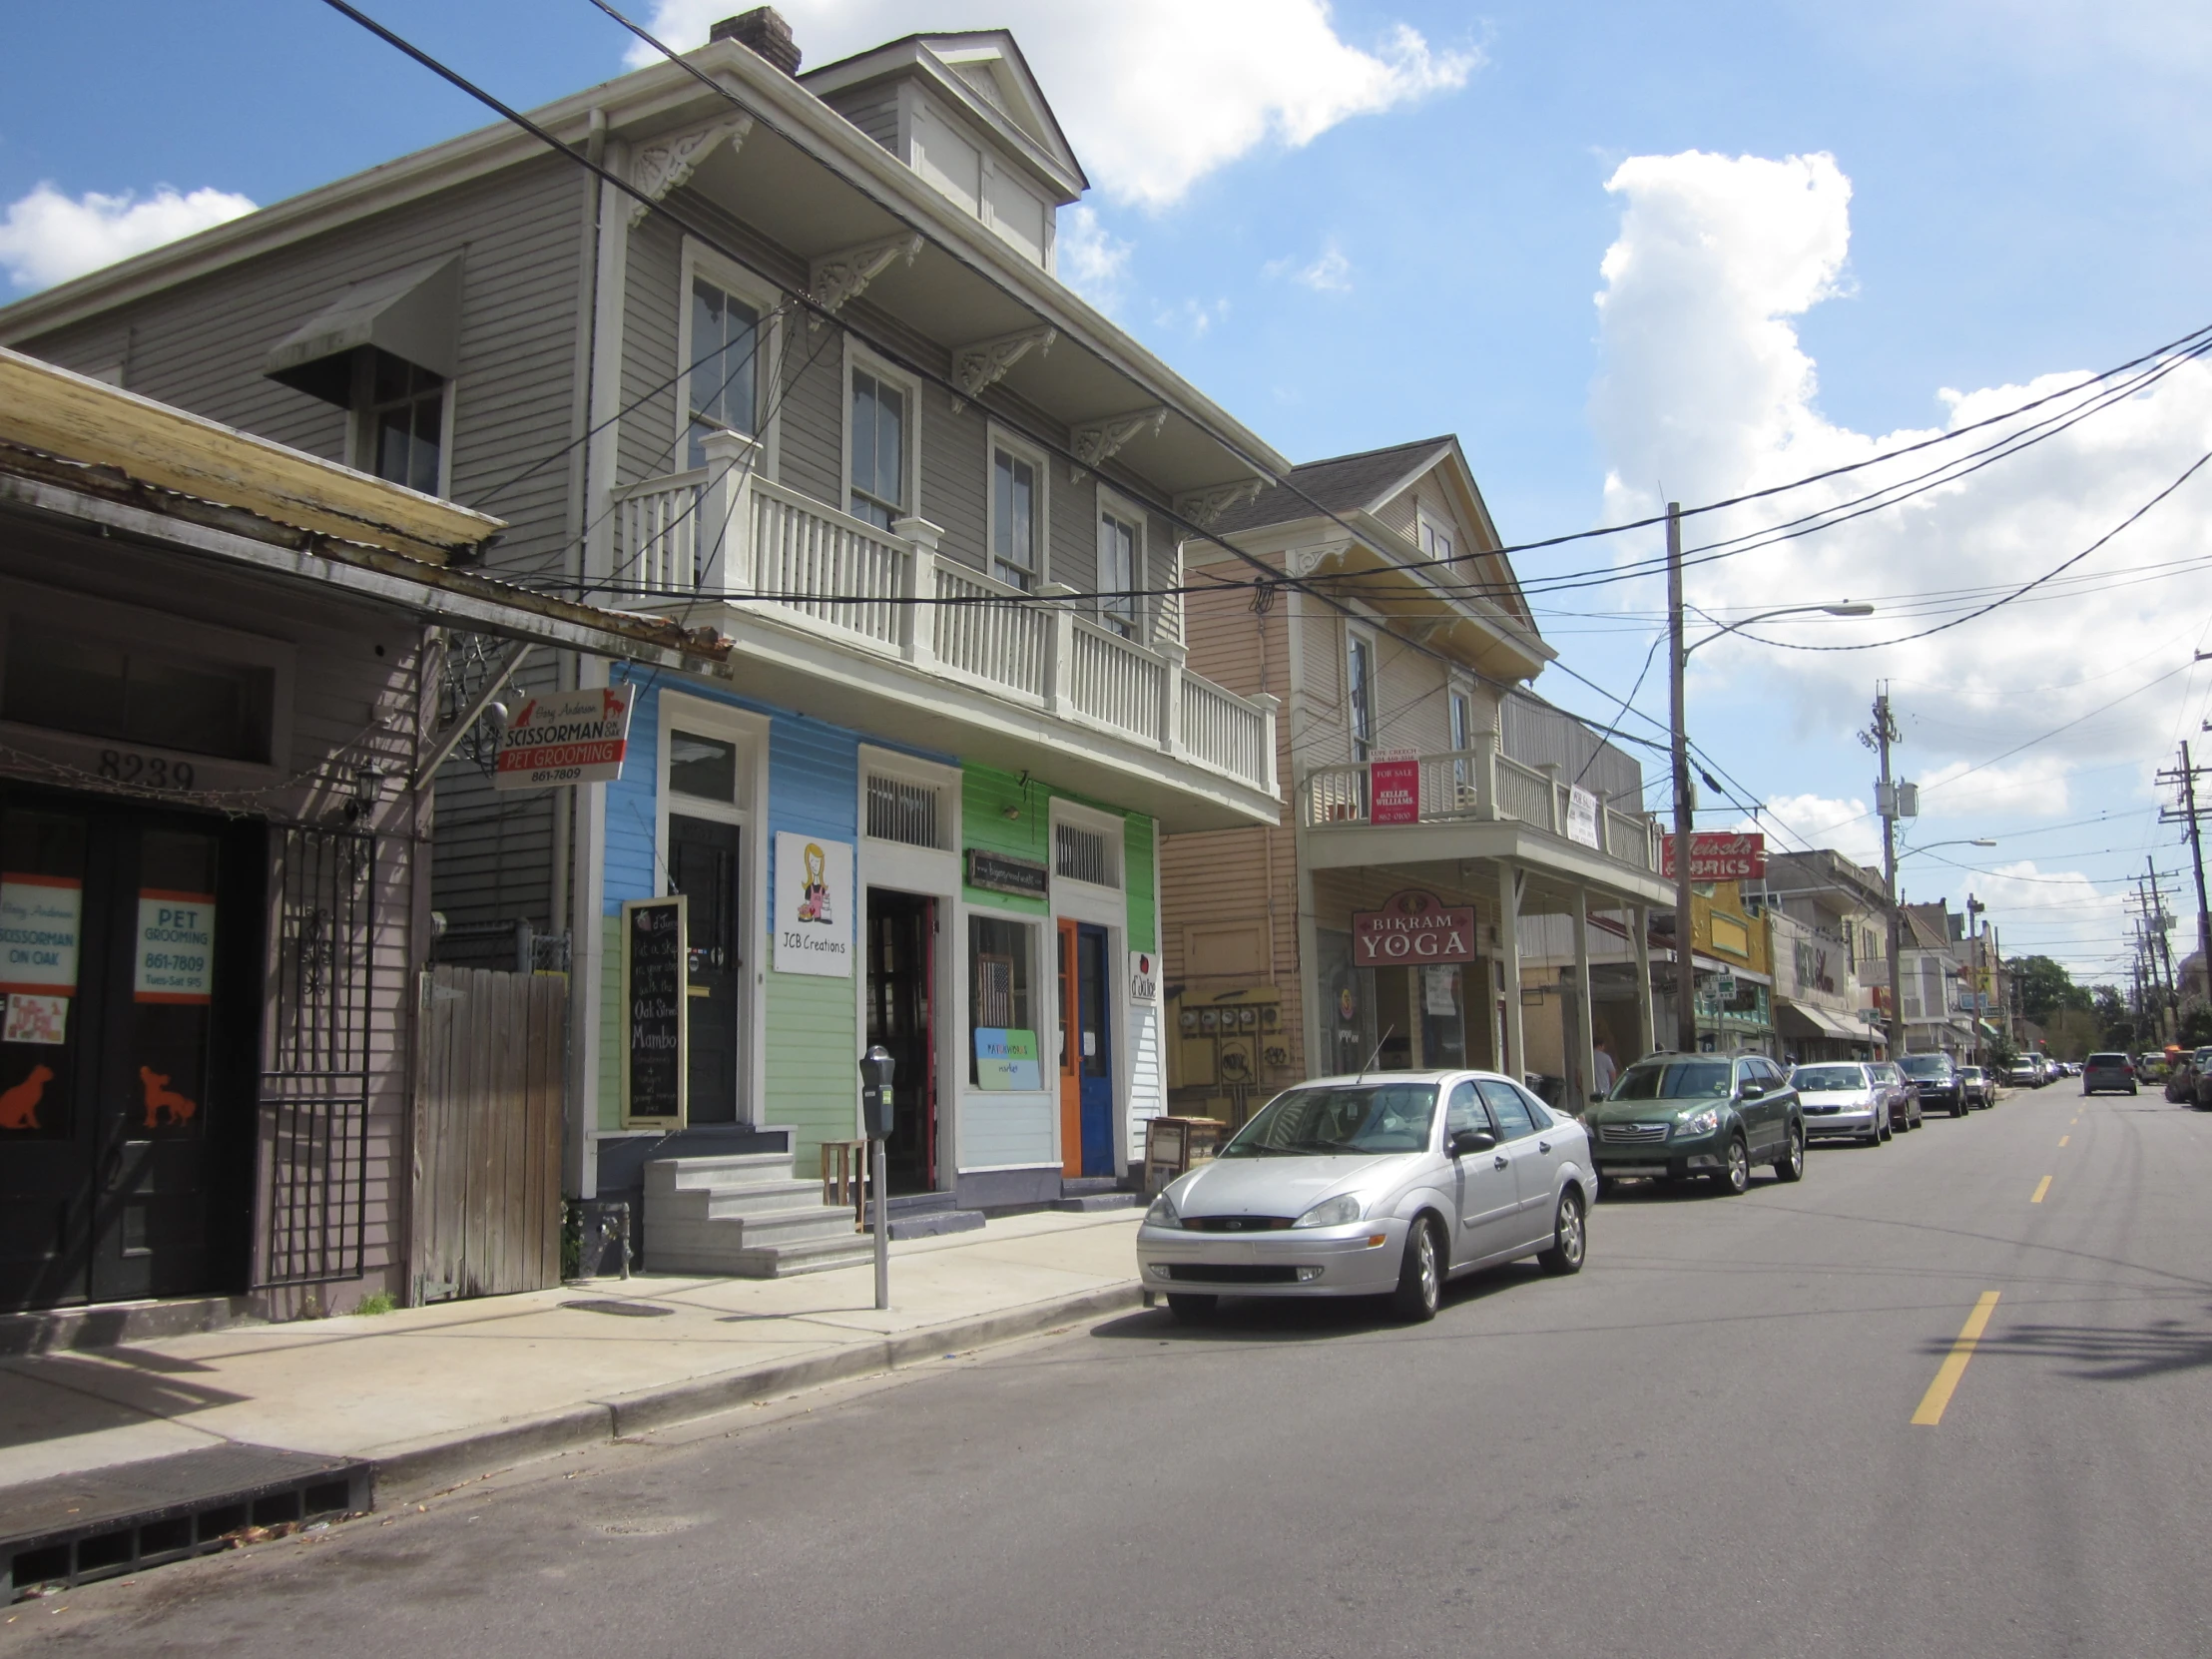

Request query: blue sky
[{"left": 4, "top": 0, "right": 2208, "bottom": 983}]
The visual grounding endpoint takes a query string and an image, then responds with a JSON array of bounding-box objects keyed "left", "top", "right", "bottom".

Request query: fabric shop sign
[
  {"left": 494, "top": 685, "right": 635, "bottom": 790},
  {"left": 1353, "top": 889, "right": 1478, "bottom": 966},
  {"left": 1368, "top": 756, "right": 1421, "bottom": 825},
  {"left": 1660, "top": 830, "right": 1767, "bottom": 881}
]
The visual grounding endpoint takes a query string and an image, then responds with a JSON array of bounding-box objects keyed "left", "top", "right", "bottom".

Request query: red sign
[
  {"left": 1369, "top": 758, "right": 1420, "bottom": 825},
  {"left": 1660, "top": 831, "right": 1766, "bottom": 881},
  {"left": 1353, "top": 889, "right": 1477, "bottom": 965}
]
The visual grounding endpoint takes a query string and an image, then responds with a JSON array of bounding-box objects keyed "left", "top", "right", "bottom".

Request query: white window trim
[
  {"left": 1049, "top": 799, "right": 1126, "bottom": 905},
  {"left": 857, "top": 746, "right": 961, "bottom": 865},
  {"left": 656, "top": 690, "right": 771, "bottom": 1126},
  {"left": 1416, "top": 505, "right": 1456, "bottom": 563},
  {"left": 986, "top": 421, "right": 1051, "bottom": 590},
  {"left": 1094, "top": 482, "right": 1146, "bottom": 641},
  {"left": 677, "top": 239, "right": 783, "bottom": 480},
  {"left": 347, "top": 357, "right": 456, "bottom": 499},
  {"left": 841, "top": 336, "right": 923, "bottom": 526}
]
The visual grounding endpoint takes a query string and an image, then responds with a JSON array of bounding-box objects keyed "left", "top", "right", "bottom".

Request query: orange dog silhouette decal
[
  {"left": 139, "top": 1067, "right": 198, "bottom": 1128},
  {"left": 0, "top": 1065, "right": 52, "bottom": 1130}
]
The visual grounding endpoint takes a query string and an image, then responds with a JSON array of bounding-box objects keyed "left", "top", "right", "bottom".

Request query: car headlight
[
  {"left": 1291, "top": 1193, "right": 1365, "bottom": 1230},
  {"left": 1674, "top": 1107, "right": 1722, "bottom": 1139},
  {"left": 1143, "top": 1192, "right": 1181, "bottom": 1229}
]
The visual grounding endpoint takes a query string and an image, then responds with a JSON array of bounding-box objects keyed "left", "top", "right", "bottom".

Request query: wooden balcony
[{"left": 608, "top": 442, "right": 1277, "bottom": 816}]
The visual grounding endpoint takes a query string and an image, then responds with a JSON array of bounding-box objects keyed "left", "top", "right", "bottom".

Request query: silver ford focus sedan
[{"left": 1135, "top": 1070, "right": 1596, "bottom": 1323}]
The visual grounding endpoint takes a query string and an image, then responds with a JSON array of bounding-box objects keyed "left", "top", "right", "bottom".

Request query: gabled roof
[
  {"left": 803, "top": 30, "right": 1088, "bottom": 200},
  {"left": 1210, "top": 436, "right": 1455, "bottom": 535}
]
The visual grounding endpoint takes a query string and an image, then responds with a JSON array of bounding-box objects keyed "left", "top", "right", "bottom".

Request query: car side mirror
[
  {"left": 1450, "top": 1128, "right": 1497, "bottom": 1158},
  {"left": 1738, "top": 1078, "right": 1767, "bottom": 1099}
]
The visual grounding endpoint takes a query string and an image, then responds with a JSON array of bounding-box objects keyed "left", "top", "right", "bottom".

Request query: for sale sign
[
  {"left": 1368, "top": 756, "right": 1421, "bottom": 825},
  {"left": 1660, "top": 830, "right": 1766, "bottom": 881},
  {"left": 494, "top": 685, "right": 635, "bottom": 790}
]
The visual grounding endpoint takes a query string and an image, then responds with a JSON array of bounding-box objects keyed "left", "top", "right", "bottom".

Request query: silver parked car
[
  {"left": 1136, "top": 1071, "right": 1596, "bottom": 1323},
  {"left": 1790, "top": 1062, "right": 1894, "bottom": 1145}
]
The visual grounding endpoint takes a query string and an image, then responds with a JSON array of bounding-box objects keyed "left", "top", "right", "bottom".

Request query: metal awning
[
  {"left": 265, "top": 255, "right": 462, "bottom": 405},
  {"left": 1777, "top": 997, "right": 1863, "bottom": 1042}
]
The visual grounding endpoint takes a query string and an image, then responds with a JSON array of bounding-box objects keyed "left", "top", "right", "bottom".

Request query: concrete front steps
[
  {"left": 862, "top": 1191, "right": 987, "bottom": 1241},
  {"left": 644, "top": 1153, "right": 875, "bottom": 1278},
  {"left": 1053, "top": 1177, "right": 1144, "bottom": 1214}
]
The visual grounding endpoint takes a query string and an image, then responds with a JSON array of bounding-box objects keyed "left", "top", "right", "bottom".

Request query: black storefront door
[
  {"left": 866, "top": 889, "right": 935, "bottom": 1194},
  {"left": 0, "top": 791, "right": 260, "bottom": 1312},
  {"left": 669, "top": 815, "right": 742, "bottom": 1124}
]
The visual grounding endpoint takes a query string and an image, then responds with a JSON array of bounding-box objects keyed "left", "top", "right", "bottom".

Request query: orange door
[{"left": 1057, "top": 917, "right": 1080, "bottom": 1178}]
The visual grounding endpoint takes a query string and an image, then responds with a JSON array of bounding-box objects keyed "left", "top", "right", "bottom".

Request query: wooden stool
[{"left": 822, "top": 1139, "right": 871, "bottom": 1231}]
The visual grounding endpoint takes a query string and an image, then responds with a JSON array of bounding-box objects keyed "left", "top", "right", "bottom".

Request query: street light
[
  {"left": 1666, "top": 495, "right": 1876, "bottom": 1054},
  {"left": 1899, "top": 837, "right": 1998, "bottom": 858}
]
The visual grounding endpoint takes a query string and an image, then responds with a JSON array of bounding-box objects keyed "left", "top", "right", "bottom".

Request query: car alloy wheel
[
  {"left": 1391, "top": 1218, "right": 1442, "bottom": 1322},
  {"left": 1539, "top": 1190, "right": 1586, "bottom": 1275},
  {"left": 1714, "top": 1135, "right": 1751, "bottom": 1194},
  {"left": 1774, "top": 1124, "right": 1806, "bottom": 1183}
]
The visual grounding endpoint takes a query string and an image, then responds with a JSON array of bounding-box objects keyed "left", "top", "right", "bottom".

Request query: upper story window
[
  {"left": 1097, "top": 509, "right": 1138, "bottom": 637},
  {"left": 849, "top": 369, "right": 907, "bottom": 530},
  {"left": 1419, "top": 515, "right": 1454, "bottom": 563},
  {"left": 358, "top": 351, "right": 444, "bottom": 495},
  {"left": 991, "top": 446, "right": 1038, "bottom": 589},
  {"left": 4, "top": 620, "right": 275, "bottom": 765},
  {"left": 686, "top": 278, "right": 759, "bottom": 469},
  {"left": 1449, "top": 689, "right": 1474, "bottom": 753},
  {"left": 1348, "top": 635, "right": 1375, "bottom": 763}
]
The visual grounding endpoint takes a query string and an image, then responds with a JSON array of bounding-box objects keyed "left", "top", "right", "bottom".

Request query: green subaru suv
[{"left": 1584, "top": 1053, "right": 1806, "bottom": 1194}]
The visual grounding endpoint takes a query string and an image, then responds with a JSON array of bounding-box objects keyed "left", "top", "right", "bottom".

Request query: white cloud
[
  {"left": 1919, "top": 757, "right": 2073, "bottom": 816},
  {"left": 0, "top": 182, "right": 256, "bottom": 291},
  {"left": 1958, "top": 860, "right": 2129, "bottom": 980},
  {"left": 633, "top": 2, "right": 1475, "bottom": 208},
  {"left": 1589, "top": 149, "right": 2212, "bottom": 779},
  {"left": 1268, "top": 238, "right": 1354, "bottom": 293},
  {"left": 1055, "top": 204, "right": 1131, "bottom": 311},
  {"left": 1154, "top": 296, "right": 1232, "bottom": 339},
  {"left": 1736, "top": 793, "right": 1882, "bottom": 867}
]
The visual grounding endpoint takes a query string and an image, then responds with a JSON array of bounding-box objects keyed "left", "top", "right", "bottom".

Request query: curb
[{"left": 369, "top": 1280, "right": 1145, "bottom": 1501}]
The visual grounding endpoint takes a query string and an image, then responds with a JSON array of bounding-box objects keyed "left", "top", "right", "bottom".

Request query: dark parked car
[
  {"left": 2081, "top": 1052, "right": 2136, "bottom": 1096},
  {"left": 1869, "top": 1060, "right": 1918, "bottom": 1129},
  {"left": 1583, "top": 1053, "right": 1806, "bottom": 1194},
  {"left": 1899, "top": 1051, "right": 1969, "bottom": 1117}
]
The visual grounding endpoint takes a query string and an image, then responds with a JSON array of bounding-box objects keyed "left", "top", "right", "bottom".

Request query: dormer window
[{"left": 1419, "top": 514, "right": 1454, "bottom": 563}]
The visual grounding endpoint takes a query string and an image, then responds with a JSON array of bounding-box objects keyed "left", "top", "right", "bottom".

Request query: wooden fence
[{"left": 413, "top": 965, "right": 567, "bottom": 1302}]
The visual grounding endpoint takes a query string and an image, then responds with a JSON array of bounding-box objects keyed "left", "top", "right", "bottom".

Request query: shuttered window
[
  {"left": 865, "top": 774, "right": 942, "bottom": 849},
  {"left": 1054, "top": 822, "right": 1117, "bottom": 888}
]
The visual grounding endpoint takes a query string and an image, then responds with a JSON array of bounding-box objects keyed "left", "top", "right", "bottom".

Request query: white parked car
[{"left": 1136, "top": 1071, "right": 1597, "bottom": 1323}]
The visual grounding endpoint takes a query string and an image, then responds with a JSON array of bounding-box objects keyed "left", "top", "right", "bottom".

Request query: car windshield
[
  {"left": 1611, "top": 1059, "right": 1731, "bottom": 1100},
  {"left": 1220, "top": 1083, "right": 1438, "bottom": 1157},
  {"left": 1900, "top": 1055, "right": 1949, "bottom": 1078},
  {"left": 1792, "top": 1065, "right": 1866, "bottom": 1092}
]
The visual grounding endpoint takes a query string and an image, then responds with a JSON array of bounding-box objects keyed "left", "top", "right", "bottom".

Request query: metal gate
[
  {"left": 256, "top": 826, "right": 377, "bottom": 1289},
  {"left": 412, "top": 964, "right": 567, "bottom": 1301}
]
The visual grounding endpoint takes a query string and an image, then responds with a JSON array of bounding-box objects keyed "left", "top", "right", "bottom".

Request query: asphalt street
[{"left": 8, "top": 1078, "right": 2208, "bottom": 1658}]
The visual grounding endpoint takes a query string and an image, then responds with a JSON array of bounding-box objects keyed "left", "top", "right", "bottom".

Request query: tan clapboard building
[{"left": 1161, "top": 436, "right": 1675, "bottom": 1118}]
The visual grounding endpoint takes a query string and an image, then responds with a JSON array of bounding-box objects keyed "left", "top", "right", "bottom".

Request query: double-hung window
[
  {"left": 850, "top": 369, "right": 907, "bottom": 530},
  {"left": 1348, "top": 635, "right": 1375, "bottom": 764},
  {"left": 1097, "top": 509, "right": 1138, "bottom": 637},
  {"left": 358, "top": 352, "right": 444, "bottom": 495},
  {"left": 1419, "top": 515, "right": 1454, "bottom": 563},
  {"left": 991, "top": 446, "right": 1038, "bottom": 589},
  {"left": 1448, "top": 687, "right": 1475, "bottom": 801},
  {"left": 686, "top": 278, "right": 759, "bottom": 469}
]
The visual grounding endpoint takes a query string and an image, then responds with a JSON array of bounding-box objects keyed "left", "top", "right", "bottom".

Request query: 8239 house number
[{"left": 97, "top": 750, "right": 196, "bottom": 790}]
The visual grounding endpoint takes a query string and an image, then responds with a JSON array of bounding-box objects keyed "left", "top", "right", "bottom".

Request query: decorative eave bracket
[
  {"left": 808, "top": 234, "right": 924, "bottom": 328},
  {"left": 949, "top": 325, "right": 1057, "bottom": 413},
  {"left": 628, "top": 117, "right": 754, "bottom": 226},
  {"left": 1070, "top": 406, "right": 1168, "bottom": 480},
  {"left": 1176, "top": 478, "right": 1267, "bottom": 530}
]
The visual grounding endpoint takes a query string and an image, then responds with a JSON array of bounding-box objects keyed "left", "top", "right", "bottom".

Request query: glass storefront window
[
  {"left": 969, "top": 914, "right": 1037, "bottom": 1088},
  {"left": 667, "top": 731, "right": 738, "bottom": 803}
]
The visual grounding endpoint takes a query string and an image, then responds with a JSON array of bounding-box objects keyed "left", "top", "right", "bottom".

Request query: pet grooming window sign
[
  {"left": 136, "top": 888, "right": 216, "bottom": 1005},
  {"left": 773, "top": 832, "right": 852, "bottom": 977},
  {"left": 0, "top": 871, "right": 80, "bottom": 1045}
]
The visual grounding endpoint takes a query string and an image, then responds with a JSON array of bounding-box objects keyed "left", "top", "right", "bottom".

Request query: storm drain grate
[{"left": 3, "top": 1445, "right": 371, "bottom": 1600}]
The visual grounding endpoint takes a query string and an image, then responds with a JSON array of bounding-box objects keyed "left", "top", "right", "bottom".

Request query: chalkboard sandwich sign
[{"left": 621, "top": 894, "right": 687, "bottom": 1128}]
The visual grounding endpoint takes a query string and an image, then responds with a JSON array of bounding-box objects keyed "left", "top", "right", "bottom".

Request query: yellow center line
[
  {"left": 2030, "top": 1175, "right": 2053, "bottom": 1203},
  {"left": 2058, "top": 1135, "right": 2069, "bottom": 1147},
  {"left": 1913, "top": 1291, "right": 2002, "bottom": 1426}
]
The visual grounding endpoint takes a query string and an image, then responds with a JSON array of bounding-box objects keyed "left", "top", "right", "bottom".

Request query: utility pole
[
  {"left": 2157, "top": 741, "right": 2211, "bottom": 1000},
  {"left": 2148, "top": 856, "right": 2180, "bottom": 1041},
  {"left": 1966, "top": 892, "right": 1985, "bottom": 1070},
  {"left": 1863, "top": 689, "right": 1907, "bottom": 1059},
  {"left": 1667, "top": 501, "right": 1698, "bottom": 1054}
]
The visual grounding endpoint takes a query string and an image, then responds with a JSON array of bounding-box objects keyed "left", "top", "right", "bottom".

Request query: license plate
[{"left": 1603, "top": 1164, "right": 1668, "bottom": 1178}]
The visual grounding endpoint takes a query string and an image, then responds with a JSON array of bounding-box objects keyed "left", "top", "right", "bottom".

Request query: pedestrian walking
[{"left": 1591, "top": 1039, "right": 1617, "bottom": 1097}]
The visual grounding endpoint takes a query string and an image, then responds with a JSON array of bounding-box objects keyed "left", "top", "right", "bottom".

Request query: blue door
[{"left": 1076, "top": 924, "right": 1114, "bottom": 1177}]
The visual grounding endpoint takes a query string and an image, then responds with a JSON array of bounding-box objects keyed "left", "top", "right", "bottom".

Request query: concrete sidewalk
[{"left": 0, "top": 1210, "right": 1144, "bottom": 1503}]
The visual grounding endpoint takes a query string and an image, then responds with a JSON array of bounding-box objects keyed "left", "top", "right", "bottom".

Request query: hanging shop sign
[
  {"left": 1368, "top": 755, "right": 1421, "bottom": 825},
  {"left": 1129, "top": 950, "right": 1160, "bottom": 1004},
  {"left": 493, "top": 684, "right": 635, "bottom": 790},
  {"left": 620, "top": 894, "right": 687, "bottom": 1128},
  {"left": 1353, "top": 889, "right": 1478, "bottom": 966},
  {"left": 774, "top": 832, "right": 853, "bottom": 977},
  {"left": 973, "top": 1027, "right": 1042, "bottom": 1091},
  {"left": 966, "top": 848, "right": 1049, "bottom": 900},
  {"left": 1660, "top": 830, "right": 1767, "bottom": 881},
  {"left": 1566, "top": 787, "right": 1601, "bottom": 849},
  {"left": 0, "top": 873, "right": 80, "bottom": 997},
  {"left": 135, "top": 889, "right": 216, "bottom": 1004}
]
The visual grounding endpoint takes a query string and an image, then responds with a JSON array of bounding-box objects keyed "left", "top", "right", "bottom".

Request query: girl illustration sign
[
  {"left": 795, "top": 840, "right": 833, "bottom": 924},
  {"left": 774, "top": 832, "right": 851, "bottom": 977}
]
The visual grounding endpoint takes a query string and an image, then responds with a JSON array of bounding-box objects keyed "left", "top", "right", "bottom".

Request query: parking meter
[{"left": 860, "top": 1045, "right": 896, "bottom": 1139}]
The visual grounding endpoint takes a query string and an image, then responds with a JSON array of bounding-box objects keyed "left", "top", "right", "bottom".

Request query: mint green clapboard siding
[
  {"left": 960, "top": 765, "right": 1053, "bottom": 913},
  {"left": 765, "top": 971, "right": 858, "bottom": 1158}
]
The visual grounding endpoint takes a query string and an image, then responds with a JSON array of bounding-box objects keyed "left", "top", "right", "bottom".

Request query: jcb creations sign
[
  {"left": 1660, "top": 831, "right": 1767, "bottom": 881},
  {"left": 1353, "top": 889, "right": 1478, "bottom": 965},
  {"left": 494, "top": 685, "right": 635, "bottom": 790}
]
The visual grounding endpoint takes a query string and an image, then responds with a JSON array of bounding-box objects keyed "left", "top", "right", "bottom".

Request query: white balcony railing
[
  {"left": 1294, "top": 734, "right": 1661, "bottom": 877},
  {"left": 609, "top": 446, "right": 1276, "bottom": 798}
]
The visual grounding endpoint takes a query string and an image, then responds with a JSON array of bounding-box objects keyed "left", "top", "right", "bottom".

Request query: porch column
[
  {"left": 697, "top": 429, "right": 762, "bottom": 593},
  {"left": 1498, "top": 861, "right": 1525, "bottom": 1080},
  {"left": 1472, "top": 726, "right": 1498, "bottom": 821},
  {"left": 1157, "top": 639, "right": 1186, "bottom": 759},
  {"left": 1040, "top": 582, "right": 1078, "bottom": 716},
  {"left": 1297, "top": 856, "right": 1323, "bottom": 1080},
  {"left": 1571, "top": 884, "right": 1596, "bottom": 1110},
  {"left": 1631, "top": 903, "right": 1654, "bottom": 1060},
  {"left": 892, "top": 515, "right": 941, "bottom": 667}
]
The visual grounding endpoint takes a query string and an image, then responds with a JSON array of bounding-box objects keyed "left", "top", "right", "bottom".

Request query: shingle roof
[{"left": 1208, "top": 436, "right": 1454, "bottom": 535}]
